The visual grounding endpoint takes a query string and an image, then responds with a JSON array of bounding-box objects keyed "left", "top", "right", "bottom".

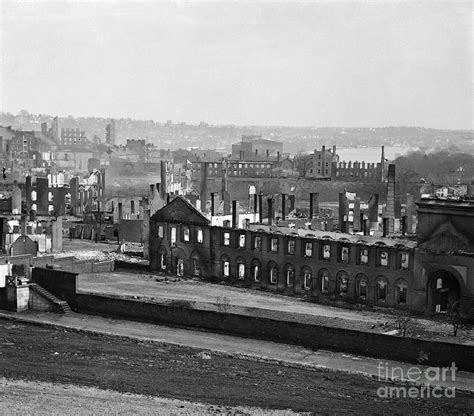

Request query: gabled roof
[{"left": 150, "top": 196, "right": 210, "bottom": 226}]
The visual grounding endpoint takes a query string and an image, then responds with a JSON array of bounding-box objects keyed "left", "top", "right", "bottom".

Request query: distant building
[
  {"left": 305, "top": 145, "right": 339, "bottom": 180},
  {"left": 231, "top": 135, "right": 283, "bottom": 161},
  {"left": 60, "top": 128, "right": 87, "bottom": 147}
]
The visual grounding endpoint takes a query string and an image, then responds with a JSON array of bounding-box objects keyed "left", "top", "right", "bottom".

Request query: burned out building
[{"left": 149, "top": 196, "right": 474, "bottom": 318}]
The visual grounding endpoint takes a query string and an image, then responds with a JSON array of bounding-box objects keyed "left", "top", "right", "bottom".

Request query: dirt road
[{"left": 0, "top": 319, "right": 472, "bottom": 414}]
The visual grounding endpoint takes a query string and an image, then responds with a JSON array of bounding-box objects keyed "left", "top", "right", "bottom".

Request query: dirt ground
[
  {"left": 79, "top": 271, "right": 473, "bottom": 344},
  {"left": 0, "top": 320, "right": 472, "bottom": 414}
]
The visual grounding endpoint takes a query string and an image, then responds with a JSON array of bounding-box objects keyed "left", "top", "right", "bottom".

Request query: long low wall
[
  {"left": 72, "top": 292, "right": 473, "bottom": 372},
  {"left": 30, "top": 267, "right": 473, "bottom": 371}
]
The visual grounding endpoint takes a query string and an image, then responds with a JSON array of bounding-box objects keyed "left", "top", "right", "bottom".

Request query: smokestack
[
  {"left": 259, "top": 193, "right": 263, "bottom": 223},
  {"left": 267, "top": 198, "right": 274, "bottom": 225},
  {"left": 383, "top": 218, "right": 389, "bottom": 237},
  {"left": 309, "top": 192, "right": 319, "bottom": 219},
  {"left": 353, "top": 197, "right": 361, "bottom": 231},
  {"left": 333, "top": 145, "right": 337, "bottom": 155},
  {"left": 150, "top": 184, "right": 155, "bottom": 196},
  {"left": 160, "top": 161, "right": 167, "bottom": 200},
  {"left": 20, "top": 216, "right": 27, "bottom": 235},
  {"left": 118, "top": 202, "right": 123, "bottom": 222},
  {"left": 368, "top": 193, "right": 379, "bottom": 231},
  {"left": 200, "top": 162, "right": 209, "bottom": 213},
  {"left": 277, "top": 151, "right": 280, "bottom": 161},
  {"left": 25, "top": 175, "right": 32, "bottom": 214},
  {"left": 406, "top": 194, "right": 415, "bottom": 234},
  {"left": 338, "top": 192, "right": 349, "bottom": 233},
  {"left": 384, "top": 164, "right": 396, "bottom": 235},
  {"left": 281, "top": 194, "right": 286, "bottom": 221},
  {"left": 232, "top": 200, "right": 239, "bottom": 228},
  {"left": 210, "top": 192, "right": 216, "bottom": 216},
  {"left": 253, "top": 193, "right": 258, "bottom": 214},
  {"left": 288, "top": 194, "right": 295, "bottom": 212}
]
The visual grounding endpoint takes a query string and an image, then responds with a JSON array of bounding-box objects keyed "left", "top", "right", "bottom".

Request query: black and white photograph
[{"left": 0, "top": 0, "right": 473, "bottom": 414}]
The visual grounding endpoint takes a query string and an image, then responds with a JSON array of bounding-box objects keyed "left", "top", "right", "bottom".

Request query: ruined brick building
[{"left": 149, "top": 196, "right": 474, "bottom": 318}]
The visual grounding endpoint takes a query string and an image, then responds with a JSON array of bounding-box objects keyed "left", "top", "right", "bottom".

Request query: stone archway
[{"left": 428, "top": 270, "right": 461, "bottom": 313}]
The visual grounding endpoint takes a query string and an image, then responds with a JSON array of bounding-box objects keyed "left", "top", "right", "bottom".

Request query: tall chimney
[
  {"left": 338, "top": 192, "right": 349, "bottom": 233},
  {"left": 384, "top": 164, "right": 396, "bottom": 235},
  {"left": 25, "top": 175, "right": 32, "bottom": 214},
  {"left": 130, "top": 200, "right": 135, "bottom": 215},
  {"left": 118, "top": 202, "right": 123, "bottom": 222},
  {"left": 368, "top": 193, "right": 379, "bottom": 232},
  {"left": 253, "top": 193, "right": 258, "bottom": 214},
  {"left": 160, "top": 161, "right": 167, "bottom": 200},
  {"left": 309, "top": 192, "right": 319, "bottom": 219},
  {"left": 281, "top": 194, "right": 286, "bottom": 221},
  {"left": 267, "top": 198, "right": 274, "bottom": 225},
  {"left": 258, "top": 193, "right": 263, "bottom": 223},
  {"left": 232, "top": 200, "right": 239, "bottom": 228},
  {"left": 332, "top": 145, "right": 337, "bottom": 155},
  {"left": 210, "top": 192, "right": 216, "bottom": 216},
  {"left": 200, "top": 162, "right": 209, "bottom": 213},
  {"left": 353, "top": 197, "right": 361, "bottom": 231}
]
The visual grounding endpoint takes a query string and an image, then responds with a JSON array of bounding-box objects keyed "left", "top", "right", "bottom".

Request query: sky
[{"left": 0, "top": 1, "right": 472, "bottom": 129}]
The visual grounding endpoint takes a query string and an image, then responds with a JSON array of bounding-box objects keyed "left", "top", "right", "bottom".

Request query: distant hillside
[{"left": 1, "top": 110, "right": 472, "bottom": 154}]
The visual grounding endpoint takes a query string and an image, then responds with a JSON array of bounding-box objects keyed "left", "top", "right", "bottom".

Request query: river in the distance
[{"left": 336, "top": 146, "right": 419, "bottom": 164}]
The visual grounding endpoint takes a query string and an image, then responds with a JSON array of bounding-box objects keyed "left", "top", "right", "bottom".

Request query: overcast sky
[{"left": 1, "top": 1, "right": 472, "bottom": 129}]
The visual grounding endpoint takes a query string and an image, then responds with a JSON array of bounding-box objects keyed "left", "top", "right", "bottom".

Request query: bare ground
[{"left": 0, "top": 320, "right": 472, "bottom": 414}]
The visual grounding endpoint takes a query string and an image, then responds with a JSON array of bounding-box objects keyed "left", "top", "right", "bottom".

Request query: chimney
[
  {"left": 368, "top": 193, "right": 379, "bottom": 231},
  {"left": 130, "top": 200, "right": 135, "bottom": 215},
  {"left": 232, "top": 200, "right": 239, "bottom": 228},
  {"left": 210, "top": 192, "right": 216, "bottom": 216},
  {"left": 200, "top": 162, "right": 209, "bottom": 213},
  {"left": 277, "top": 151, "right": 280, "bottom": 161},
  {"left": 332, "top": 145, "right": 337, "bottom": 155},
  {"left": 25, "top": 175, "right": 32, "bottom": 214},
  {"left": 259, "top": 193, "right": 263, "bottom": 223},
  {"left": 267, "top": 198, "right": 274, "bottom": 225},
  {"left": 384, "top": 164, "right": 396, "bottom": 235},
  {"left": 160, "top": 161, "right": 167, "bottom": 199},
  {"left": 118, "top": 202, "right": 123, "bottom": 222},
  {"left": 281, "top": 194, "right": 286, "bottom": 221},
  {"left": 253, "top": 193, "right": 258, "bottom": 215},
  {"left": 353, "top": 197, "right": 361, "bottom": 231},
  {"left": 382, "top": 218, "right": 389, "bottom": 237},
  {"left": 20, "top": 216, "right": 27, "bottom": 235},
  {"left": 149, "top": 184, "right": 155, "bottom": 196},
  {"left": 309, "top": 192, "right": 319, "bottom": 219},
  {"left": 338, "top": 192, "right": 349, "bottom": 233}
]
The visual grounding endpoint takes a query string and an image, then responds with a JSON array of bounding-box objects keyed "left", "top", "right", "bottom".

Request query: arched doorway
[{"left": 429, "top": 271, "right": 460, "bottom": 313}]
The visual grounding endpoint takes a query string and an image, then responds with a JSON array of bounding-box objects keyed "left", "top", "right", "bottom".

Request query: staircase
[{"left": 29, "top": 283, "right": 72, "bottom": 314}]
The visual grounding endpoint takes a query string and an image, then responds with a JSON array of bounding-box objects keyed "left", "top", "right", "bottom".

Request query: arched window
[
  {"left": 182, "top": 226, "right": 190, "bottom": 242},
  {"left": 221, "top": 255, "right": 230, "bottom": 278},
  {"left": 158, "top": 246, "right": 167, "bottom": 271},
  {"left": 285, "top": 264, "right": 295, "bottom": 287},
  {"left": 396, "top": 279, "right": 408, "bottom": 305},
  {"left": 319, "top": 269, "right": 330, "bottom": 294},
  {"left": 268, "top": 262, "right": 278, "bottom": 285},
  {"left": 191, "top": 251, "right": 201, "bottom": 276},
  {"left": 376, "top": 278, "right": 388, "bottom": 301},
  {"left": 356, "top": 274, "right": 368, "bottom": 300},
  {"left": 236, "top": 257, "right": 246, "bottom": 280},
  {"left": 176, "top": 258, "right": 184, "bottom": 277},
  {"left": 301, "top": 266, "right": 312, "bottom": 290},
  {"left": 337, "top": 271, "right": 349, "bottom": 297},
  {"left": 251, "top": 259, "right": 262, "bottom": 282}
]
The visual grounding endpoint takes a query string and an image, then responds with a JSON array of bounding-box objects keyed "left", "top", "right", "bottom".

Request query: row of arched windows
[{"left": 157, "top": 247, "right": 409, "bottom": 306}]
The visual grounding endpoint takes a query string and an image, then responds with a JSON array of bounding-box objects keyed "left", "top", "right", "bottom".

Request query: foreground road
[{"left": 0, "top": 317, "right": 472, "bottom": 414}]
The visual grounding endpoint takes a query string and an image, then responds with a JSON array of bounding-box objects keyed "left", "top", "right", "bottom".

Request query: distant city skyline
[{"left": 1, "top": 1, "right": 472, "bottom": 130}]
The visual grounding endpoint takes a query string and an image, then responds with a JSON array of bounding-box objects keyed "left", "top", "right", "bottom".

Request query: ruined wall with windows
[{"left": 149, "top": 197, "right": 422, "bottom": 312}]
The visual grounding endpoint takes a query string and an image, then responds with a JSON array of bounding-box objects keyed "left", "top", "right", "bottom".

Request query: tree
[
  {"left": 444, "top": 301, "right": 471, "bottom": 337},
  {"left": 293, "top": 152, "right": 312, "bottom": 177}
]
